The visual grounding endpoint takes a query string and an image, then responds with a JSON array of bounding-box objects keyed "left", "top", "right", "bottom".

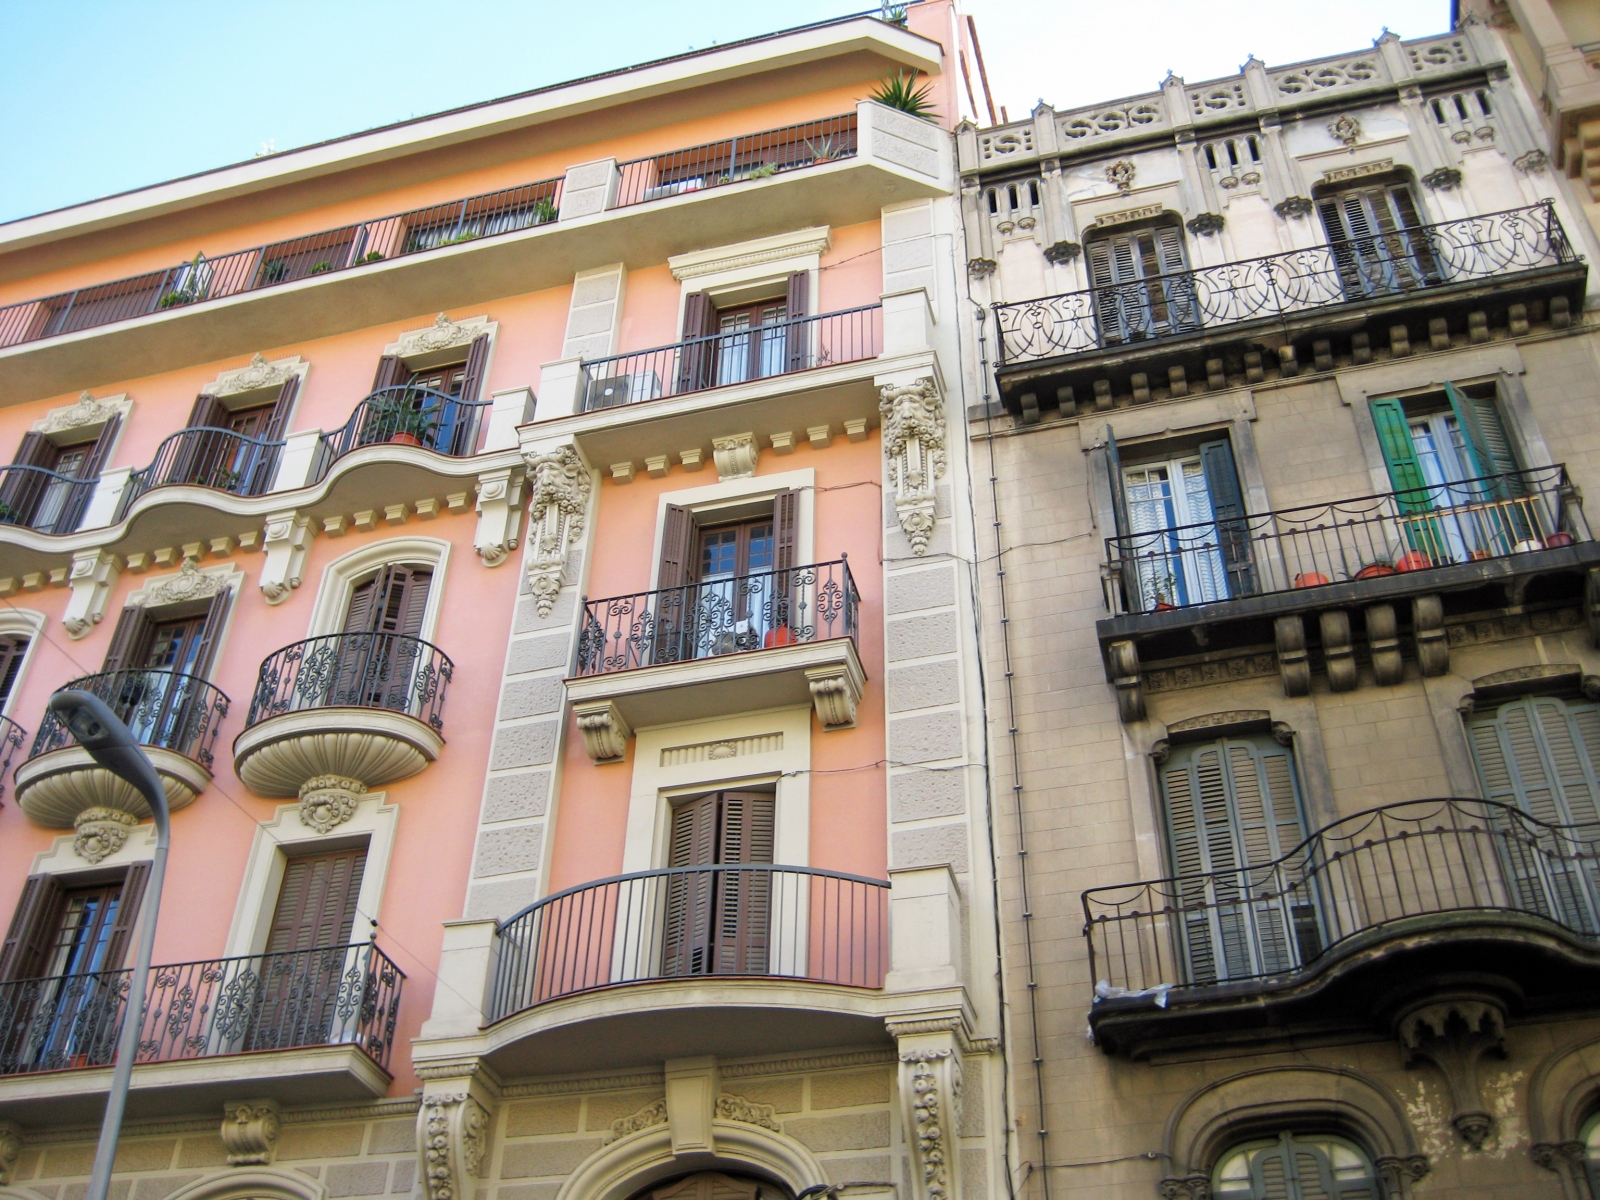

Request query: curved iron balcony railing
[
  {"left": 488, "top": 864, "right": 889, "bottom": 1022},
  {"left": 31, "top": 670, "right": 229, "bottom": 770},
  {"left": 579, "top": 305, "right": 882, "bottom": 411},
  {"left": 315, "top": 385, "right": 492, "bottom": 475},
  {"left": 246, "top": 632, "right": 453, "bottom": 733},
  {"left": 1083, "top": 797, "right": 1600, "bottom": 1001},
  {"left": 995, "top": 202, "right": 1577, "bottom": 367},
  {"left": 0, "top": 715, "right": 26, "bottom": 801},
  {"left": 0, "top": 941, "right": 402, "bottom": 1076},
  {"left": 0, "top": 464, "right": 98, "bottom": 535},
  {"left": 1106, "top": 464, "right": 1585, "bottom": 615},
  {"left": 116, "top": 426, "right": 284, "bottom": 518},
  {"left": 576, "top": 558, "right": 859, "bottom": 676}
]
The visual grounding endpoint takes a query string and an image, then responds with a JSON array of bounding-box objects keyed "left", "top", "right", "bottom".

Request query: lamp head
[{"left": 48, "top": 690, "right": 169, "bottom": 822}]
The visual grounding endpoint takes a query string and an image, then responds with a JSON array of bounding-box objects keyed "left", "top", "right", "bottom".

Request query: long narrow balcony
[
  {"left": 15, "top": 670, "right": 228, "bottom": 829},
  {"left": 234, "top": 632, "right": 452, "bottom": 804},
  {"left": 992, "top": 203, "right": 1587, "bottom": 415},
  {"left": 0, "top": 941, "right": 401, "bottom": 1123},
  {"left": 0, "top": 465, "right": 97, "bottom": 535},
  {"left": 566, "top": 559, "right": 863, "bottom": 756},
  {"left": 115, "top": 427, "right": 283, "bottom": 519},
  {"left": 1084, "top": 798, "right": 1600, "bottom": 1058},
  {"left": 1096, "top": 466, "right": 1600, "bottom": 720}
]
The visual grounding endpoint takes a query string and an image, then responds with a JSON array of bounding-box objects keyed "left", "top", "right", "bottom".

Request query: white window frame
[
  {"left": 649, "top": 468, "right": 816, "bottom": 592},
  {"left": 303, "top": 536, "right": 451, "bottom": 641},
  {"left": 0, "top": 607, "right": 44, "bottom": 720}
]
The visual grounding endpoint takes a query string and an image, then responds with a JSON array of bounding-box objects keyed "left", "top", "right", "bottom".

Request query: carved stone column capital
[
  {"left": 881, "top": 378, "right": 947, "bottom": 557},
  {"left": 220, "top": 1099, "right": 281, "bottom": 1165},
  {"left": 522, "top": 445, "right": 590, "bottom": 612},
  {"left": 573, "top": 699, "right": 631, "bottom": 763},
  {"left": 418, "top": 1085, "right": 494, "bottom": 1200}
]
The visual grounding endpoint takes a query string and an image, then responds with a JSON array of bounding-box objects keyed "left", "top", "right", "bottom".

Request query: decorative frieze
[
  {"left": 1323, "top": 158, "right": 1394, "bottom": 184},
  {"left": 36, "top": 391, "right": 123, "bottom": 436},
  {"left": 138, "top": 558, "right": 230, "bottom": 607},
  {"left": 298, "top": 776, "right": 367, "bottom": 834},
  {"left": 394, "top": 313, "right": 488, "bottom": 359},
  {"left": 900, "top": 1046, "right": 962, "bottom": 1200},
  {"left": 607, "top": 1098, "right": 667, "bottom": 1142},
  {"left": 522, "top": 446, "right": 590, "bottom": 615},
  {"left": 220, "top": 1099, "right": 281, "bottom": 1165},
  {"left": 214, "top": 354, "right": 300, "bottom": 397},
  {"left": 73, "top": 807, "right": 138, "bottom": 864},
  {"left": 881, "top": 378, "right": 946, "bottom": 557},
  {"left": 716, "top": 1093, "right": 781, "bottom": 1131}
]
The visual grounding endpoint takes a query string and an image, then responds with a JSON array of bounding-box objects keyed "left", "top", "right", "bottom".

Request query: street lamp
[{"left": 48, "top": 690, "right": 170, "bottom": 1200}]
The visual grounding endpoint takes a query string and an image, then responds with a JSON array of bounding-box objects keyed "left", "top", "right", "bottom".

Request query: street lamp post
[{"left": 48, "top": 690, "right": 171, "bottom": 1200}]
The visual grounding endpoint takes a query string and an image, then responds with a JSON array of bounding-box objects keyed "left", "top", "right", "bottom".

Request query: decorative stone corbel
[
  {"left": 1374, "top": 1156, "right": 1431, "bottom": 1197},
  {"left": 1320, "top": 610, "right": 1356, "bottom": 692},
  {"left": 1422, "top": 167, "right": 1463, "bottom": 191},
  {"left": 474, "top": 467, "right": 525, "bottom": 568},
  {"left": 220, "top": 1099, "right": 281, "bottom": 1165},
  {"left": 896, "top": 1033, "right": 963, "bottom": 1200},
  {"left": 1185, "top": 212, "right": 1225, "bottom": 236},
  {"left": 299, "top": 776, "right": 367, "bottom": 834},
  {"left": 1108, "top": 639, "right": 1144, "bottom": 722},
  {"left": 418, "top": 1088, "right": 492, "bottom": 1200},
  {"left": 1413, "top": 594, "right": 1449, "bottom": 676},
  {"left": 1274, "top": 196, "right": 1314, "bottom": 219},
  {"left": 259, "top": 512, "right": 312, "bottom": 605},
  {"left": 522, "top": 445, "right": 591, "bottom": 615},
  {"left": 1366, "top": 604, "right": 1403, "bottom": 686},
  {"left": 881, "top": 378, "right": 946, "bottom": 557},
  {"left": 63, "top": 549, "right": 121, "bottom": 639},
  {"left": 0, "top": 1122, "right": 22, "bottom": 1184},
  {"left": 806, "top": 661, "right": 866, "bottom": 730},
  {"left": 711, "top": 433, "right": 759, "bottom": 482},
  {"left": 1396, "top": 997, "right": 1507, "bottom": 1150},
  {"left": 573, "top": 699, "right": 631, "bottom": 763},
  {"left": 1513, "top": 150, "right": 1548, "bottom": 173},
  {"left": 1530, "top": 1140, "right": 1585, "bottom": 1192},
  {"left": 1157, "top": 1176, "right": 1210, "bottom": 1200},
  {"left": 74, "top": 807, "right": 138, "bottom": 864},
  {"left": 1043, "top": 240, "right": 1081, "bottom": 264},
  {"left": 1275, "top": 616, "right": 1310, "bottom": 697},
  {"left": 965, "top": 258, "right": 997, "bottom": 278}
]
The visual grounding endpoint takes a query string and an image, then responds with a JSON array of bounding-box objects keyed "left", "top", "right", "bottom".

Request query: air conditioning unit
[{"left": 585, "top": 369, "right": 663, "bottom": 410}]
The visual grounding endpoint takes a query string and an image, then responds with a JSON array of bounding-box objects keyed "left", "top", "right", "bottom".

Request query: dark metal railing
[
  {"left": 488, "top": 864, "right": 888, "bottom": 1021},
  {"left": 247, "top": 632, "right": 452, "bottom": 733},
  {"left": 0, "top": 941, "right": 402, "bottom": 1076},
  {"left": 316, "top": 385, "right": 494, "bottom": 473},
  {"left": 996, "top": 202, "right": 1577, "bottom": 366},
  {"left": 614, "top": 113, "right": 857, "bottom": 207},
  {"left": 117, "top": 427, "right": 284, "bottom": 519},
  {"left": 0, "top": 465, "right": 99, "bottom": 535},
  {"left": 0, "top": 715, "right": 26, "bottom": 801},
  {"left": 580, "top": 305, "right": 883, "bottom": 410},
  {"left": 1105, "top": 464, "right": 1584, "bottom": 616},
  {"left": 31, "top": 670, "right": 228, "bottom": 769},
  {"left": 1084, "top": 798, "right": 1600, "bottom": 1000},
  {"left": 576, "top": 558, "right": 858, "bottom": 676}
]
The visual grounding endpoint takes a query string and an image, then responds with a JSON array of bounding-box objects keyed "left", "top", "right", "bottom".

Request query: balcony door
[
  {"left": 334, "top": 564, "right": 432, "bottom": 711},
  {"left": 1316, "top": 181, "right": 1440, "bottom": 297},
  {"left": 1468, "top": 695, "right": 1600, "bottom": 933},
  {"left": 1159, "top": 736, "right": 1315, "bottom": 985},
  {"left": 1086, "top": 223, "right": 1198, "bottom": 347},
  {"left": 3, "top": 416, "right": 120, "bottom": 535},
  {"left": 364, "top": 340, "right": 488, "bottom": 455},
  {"left": 662, "top": 790, "right": 775, "bottom": 978},
  {"left": 676, "top": 275, "right": 807, "bottom": 394},
  {"left": 175, "top": 383, "right": 297, "bottom": 495},
  {"left": 98, "top": 591, "right": 230, "bottom": 752}
]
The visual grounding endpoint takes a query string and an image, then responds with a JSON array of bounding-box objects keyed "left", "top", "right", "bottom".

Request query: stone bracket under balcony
[
  {"left": 15, "top": 745, "right": 211, "bottom": 829},
  {"left": 566, "top": 637, "right": 865, "bottom": 761}
]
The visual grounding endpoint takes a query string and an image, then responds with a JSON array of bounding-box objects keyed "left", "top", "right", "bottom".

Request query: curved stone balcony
[
  {"left": 234, "top": 632, "right": 451, "bottom": 822},
  {"left": 15, "top": 670, "right": 228, "bottom": 838}
]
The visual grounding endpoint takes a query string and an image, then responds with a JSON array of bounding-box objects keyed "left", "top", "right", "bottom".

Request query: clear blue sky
[{"left": 0, "top": 0, "right": 1454, "bottom": 225}]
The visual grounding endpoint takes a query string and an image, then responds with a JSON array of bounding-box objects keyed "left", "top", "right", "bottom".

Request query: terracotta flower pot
[
  {"left": 1393, "top": 552, "right": 1431, "bottom": 573},
  {"left": 1544, "top": 531, "right": 1575, "bottom": 549},
  {"left": 1354, "top": 563, "right": 1397, "bottom": 580},
  {"left": 1513, "top": 539, "right": 1543, "bottom": 553},
  {"left": 1153, "top": 601, "right": 1177, "bottom": 612},
  {"left": 763, "top": 627, "right": 794, "bottom": 648},
  {"left": 390, "top": 432, "right": 422, "bottom": 447},
  {"left": 1293, "top": 572, "right": 1330, "bottom": 588}
]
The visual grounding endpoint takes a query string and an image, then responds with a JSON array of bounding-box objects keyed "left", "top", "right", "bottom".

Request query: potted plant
[
  {"left": 1293, "top": 571, "right": 1331, "bottom": 588},
  {"left": 357, "top": 250, "right": 386, "bottom": 264},
  {"left": 261, "top": 258, "right": 289, "bottom": 282},
  {"left": 866, "top": 70, "right": 937, "bottom": 118},
  {"left": 372, "top": 397, "right": 441, "bottom": 447},
  {"left": 747, "top": 163, "right": 778, "bottom": 180},
  {"left": 1150, "top": 574, "right": 1179, "bottom": 612},
  {"left": 530, "top": 198, "right": 558, "bottom": 224},
  {"left": 1545, "top": 531, "right": 1575, "bottom": 548},
  {"left": 308, "top": 260, "right": 334, "bottom": 274},
  {"left": 1393, "top": 551, "right": 1431, "bottom": 572},
  {"left": 805, "top": 136, "right": 843, "bottom": 164},
  {"left": 1353, "top": 559, "right": 1397, "bottom": 580}
]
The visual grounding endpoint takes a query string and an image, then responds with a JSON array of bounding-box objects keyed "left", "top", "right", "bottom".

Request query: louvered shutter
[
  {"left": 714, "top": 791, "right": 774, "bottom": 974},
  {"left": 783, "top": 272, "right": 810, "bottom": 371},
  {"left": 771, "top": 490, "right": 799, "bottom": 633},
  {"left": 99, "top": 605, "right": 155, "bottom": 674},
  {"left": 185, "top": 394, "right": 225, "bottom": 429},
  {"left": 0, "top": 875, "right": 63, "bottom": 980},
  {"left": 185, "top": 589, "right": 231, "bottom": 678},
  {"left": 0, "top": 635, "right": 27, "bottom": 707},
  {"left": 1368, "top": 399, "right": 1431, "bottom": 510},
  {"left": 371, "top": 356, "right": 407, "bottom": 393},
  {"left": 664, "top": 794, "right": 720, "bottom": 975},
  {"left": 1103, "top": 426, "right": 1141, "bottom": 609},
  {"left": 1199, "top": 438, "right": 1254, "bottom": 597},
  {"left": 9, "top": 434, "right": 52, "bottom": 470},
  {"left": 676, "top": 292, "right": 718, "bottom": 393},
  {"left": 343, "top": 576, "right": 379, "bottom": 634},
  {"left": 0, "top": 434, "right": 52, "bottom": 527},
  {"left": 1318, "top": 194, "right": 1374, "bottom": 297},
  {"left": 654, "top": 505, "right": 696, "bottom": 665},
  {"left": 99, "top": 862, "right": 150, "bottom": 971},
  {"left": 265, "top": 847, "right": 368, "bottom": 953},
  {"left": 54, "top": 416, "right": 120, "bottom": 534},
  {"left": 459, "top": 334, "right": 491, "bottom": 405},
  {"left": 363, "top": 566, "right": 432, "bottom": 710},
  {"left": 170, "top": 396, "right": 224, "bottom": 486}
]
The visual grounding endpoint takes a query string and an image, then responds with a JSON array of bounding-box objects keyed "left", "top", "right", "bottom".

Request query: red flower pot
[
  {"left": 1354, "top": 564, "right": 1397, "bottom": 580},
  {"left": 1153, "top": 601, "right": 1177, "bottom": 612},
  {"left": 1393, "top": 552, "right": 1431, "bottom": 573},
  {"left": 1544, "top": 531, "right": 1575, "bottom": 549},
  {"left": 763, "top": 627, "right": 794, "bottom": 648},
  {"left": 390, "top": 433, "right": 421, "bottom": 447},
  {"left": 1293, "top": 572, "right": 1330, "bottom": 588}
]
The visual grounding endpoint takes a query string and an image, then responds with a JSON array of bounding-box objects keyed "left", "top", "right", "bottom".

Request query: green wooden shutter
[
  {"left": 1368, "top": 398, "right": 1428, "bottom": 504},
  {"left": 1199, "top": 438, "right": 1254, "bottom": 597}
]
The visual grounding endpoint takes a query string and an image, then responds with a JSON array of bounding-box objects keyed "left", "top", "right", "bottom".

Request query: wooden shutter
[
  {"left": 343, "top": 575, "right": 379, "bottom": 634},
  {"left": 657, "top": 506, "right": 696, "bottom": 590},
  {"left": 459, "top": 334, "right": 491, "bottom": 404},
  {"left": 99, "top": 862, "right": 151, "bottom": 970},
  {"left": 1367, "top": 399, "right": 1431, "bottom": 509},
  {"left": 185, "top": 589, "right": 232, "bottom": 677},
  {"left": 1198, "top": 438, "right": 1254, "bottom": 598},
  {"left": 0, "top": 434, "right": 52, "bottom": 522},
  {"left": 260, "top": 377, "right": 299, "bottom": 442},
  {"left": 783, "top": 272, "right": 810, "bottom": 371},
  {"left": 265, "top": 847, "right": 368, "bottom": 953},
  {"left": 654, "top": 505, "right": 696, "bottom": 665},
  {"left": 371, "top": 356, "right": 407, "bottom": 393},
  {"left": 0, "top": 875, "right": 63, "bottom": 980},
  {"left": 53, "top": 416, "right": 120, "bottom": 534},
  {"left": 717, "top": 791, "right": 776, "bottom": 975},
  {"left": 771, "top": 490, "right": 799, "bottom": 633},
  {"left": 9, "top": 434, "right": 52, "bottom": 470},
  {"left": 664, "top": 794, "right": 720, "bottom": 975},
  {"left": 717, "top": 791, "right": 776, "bottom": 864},
  {"left": 374, "top": 565, "right": 432, "bottom": 637},
  {"left": 0, "top": 635, "right": 27, "bottom": 706},
  {"left": 185, "top": 394, "right": 225, "bottom": 429},
  {"left": 100, "top": 605, "right": 156, "bottom": 673},
  {"left": 676, "top": 292, "right": 719, "bottom": 392}
]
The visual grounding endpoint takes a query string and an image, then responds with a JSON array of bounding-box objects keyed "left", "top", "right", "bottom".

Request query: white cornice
[{"left": 669, "top": 227, "right": 833, "bottom": 280}]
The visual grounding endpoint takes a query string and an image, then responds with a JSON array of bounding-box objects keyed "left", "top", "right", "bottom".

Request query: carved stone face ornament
[
  {"left": 880, "top": 378, "right": 947, "bottom": 557},
  {"left": 522, "top": 445, "right": 591, "bottom": 617}
]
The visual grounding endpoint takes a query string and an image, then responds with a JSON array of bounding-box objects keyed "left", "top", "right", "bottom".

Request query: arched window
[
  {"left": 634, "top": 1173, "right": 789, "bottom": 1200},
  {"left": 1213, "top": 1133, "right": 1378, "bottom": 1200},
  {"left": 1579, "top": 1110, "right": 1600, "bottom": 1198}
]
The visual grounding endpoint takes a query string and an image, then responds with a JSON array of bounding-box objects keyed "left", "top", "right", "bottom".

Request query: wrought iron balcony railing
[
  {"left": 32, "top": 670, "right": 229, "bottom": 769},
  {"left": 995, "top": 202, "right": 1577, "bottom": 367},
  {"left": 1105, "top": 464, "right": 1584, "bottom": 616},
  {"left": 576, "top": 558, "right": 859, "bottom": 676},
  {"left": 0, "top": 941, "right": 402, "bottom": 1076},
  {"left": 1084, "top": 798, "right": 1600, "bottom": 1001},
  {"left": 579, "top": 305, "right": 883, "bottom": 411},
  {"left": 116, "top": 426, "right": 284, "bottom": 519},
  {"left": 247, "top": 632, "right": 453, "bottom": 732},
  {"left": 315, "top": 385, "right": 495, "bottom": 474},
  {"left": 488, "top": 864, "right": 888, "bottom": 1021},
  {"left": 0, "top": 716, "right": 25, "bottom": 801},
  {"left": 0, "top": 464, "right": 98, "bottom": 535},
  {"left": 0, "top": 112, "right": 858, "bottom": 352}
]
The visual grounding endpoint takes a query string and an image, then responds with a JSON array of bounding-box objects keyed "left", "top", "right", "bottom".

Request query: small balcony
[
  {"left": 566, "top": 559, "right": 863, "bottom": 756},
  {"left": 0, "top": 715, "right": 24, "bottom": 801},
  {"left": 313, "top": 384, "right": 496, "bottom": 475},
  {"left": 0, "top": 940, "right": 401, "bottom": 1124},
  {"left": 1084, "top": 798, "right": 1600, "bottom": 1058},
  {"left": 234, "top": 632, "right": 452, "bottom": 802},
  {"left": 0, "top": 464, "right": 97, "bottom": 535},
  {"left": 115, "top": 426, "right": 283, "bottom": 519},
  {"left": 15, "top": 670, "right": 228, "bottom": 829},
  {"left": 992, "top": 202, "right": 1587, "bottom": 416}
]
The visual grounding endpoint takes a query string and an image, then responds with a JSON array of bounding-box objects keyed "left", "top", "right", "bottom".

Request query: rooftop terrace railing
[
  {"left": 614, "top": 113, "right": 857, "bottom": 207},
  {"left": 995, "top": 202, "right": 1576, "bottom": 368}
]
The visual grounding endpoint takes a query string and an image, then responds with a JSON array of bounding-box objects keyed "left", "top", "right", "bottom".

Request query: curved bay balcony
[
  {"left": 314, "top": 384, "right": 493, "bottom": 474},
  {"left": 234, "top": 632, "right": 452, "bottom": 806},
  {"left": 0, "top": 464, "right": 97, "bottom": 535},
  {"left": 15, "top": 670, "right": 227, "bottom": 829},
  {"left": 116, "top": 426, "right": 283, "bottom": 518},
  {"left": 1085, "top": 798, "right": 1600, "bottom": 1057}
]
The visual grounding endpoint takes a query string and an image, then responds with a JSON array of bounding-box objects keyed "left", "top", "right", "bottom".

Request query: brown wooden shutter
[
  {"left": 265, "top": 847, "right": 368, "bottom": 954},
  {"left": 373, "top": 565, "right": 432, "bottom": 637},
  {"left": 186, "top": 590, "right": 232, "bottom": 677},
  {"left": 54, "top": 416, "right": 120, "bottom": 533},
  {"left": 100, "top": 862, "right": 151, "bottom": 971},
  {"left": 715, "top": 792, "right": 774, "bottom": 973},
  {"left": 10, "top": 434, "right": 52, "bottom": 470},
  {"left": 458, "top": 334, "right": 491, "bottom": 404},
  {"left": 185, "top": 394, "right": 225, "bottom": 429},
  {"left": 261, "top": 377, "right": 298, "bottom": 442},
  {"left": 0, "top": 875, "right": 64, "bottom": 981},
  {"left": 100, "top": 605, "right": 156, "bottom": 673},
  {"left": 772, "top": 491, "right": 799, "bottom": 633},
  {"left": 676, "top": 292, "right": 719, "bottom": 393},
  {"left": 654, "top": 505, "right": 696, "bottom": 666},
  {"left": 342, "top": 575, "right": 379, "bottom": 634},
  {"left": 664, "top": 794, "right": 720, "bottom": 975},
  {"left": 717, "top": 791, "right": 775, "bottom": 864},
  {"left": 784, "top": 272, "right": 810, "bottom": 371},
  {"left": 371, "top": 356, "right": 407, "bottom": 393},
  {"left": 0, "top": 635, "right": 27, "bottom": 706}
]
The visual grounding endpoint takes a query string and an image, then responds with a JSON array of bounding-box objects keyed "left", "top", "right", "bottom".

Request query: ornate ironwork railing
[
  {"left": 614, "top": 112, "right": 857, "bottom": 207},
  {"left": 995, "top": 202, "right": 1577, "bottom": 366},
  {"left": 1105, "top": 464, "right": 1584, "bottom": 616},
  {"left": 31, "top": 671, "right": 229, "bottom": 769},
  {"left": 0, "top": 716, "right": 25, "bottom": 801},
  {"left": 0, "top": 464, "right": 98, "bottom": 535},
  {"left": 579, "top": 305, "right": 882, "bottom": 411},
  {"left": 576, "top": 558, "right": 859, "bottom": 676},
  {"left": 247, "top": 633, "right": 453, "bottom": 732},
  {"left": 0, "top": 941, "right": 403, "bottom": 1076},
  {"left": 488, "top": 864, "right": 887, "bottom": 1021},
  {"left": 1084, "top": 798, "right": 1600, "bottom": 1001},
  {"left": 316, "top": 385, "right": 497, "bottom": 473},
  {"left": 116, "top": 427, "right": 284, "bottom": 519}
]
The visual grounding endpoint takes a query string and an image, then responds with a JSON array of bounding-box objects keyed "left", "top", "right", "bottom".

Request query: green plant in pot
[
  {"left": 867, "top": 70, "right": 937, "bottom": 118},
  {"left": 369, "top": 394, "right": 442, "bottom": 447},
  {"left": 261, "top": 258, "right": 289, "bottom": 283}
]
